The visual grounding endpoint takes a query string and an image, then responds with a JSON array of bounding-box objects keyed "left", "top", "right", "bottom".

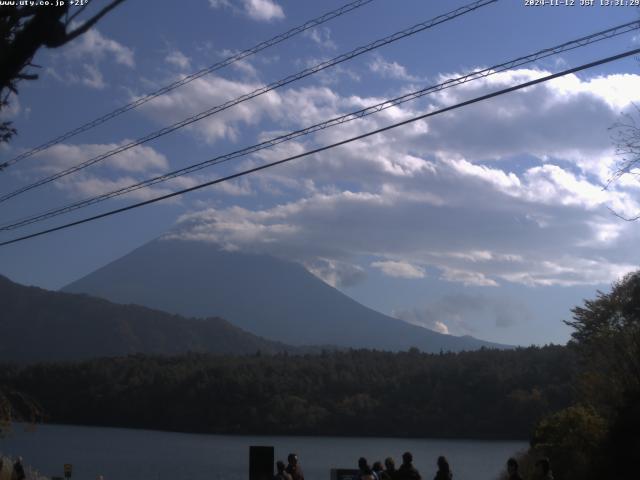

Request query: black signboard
[{"left": 249, "top": 446, "right": 274, "bottom": 480}]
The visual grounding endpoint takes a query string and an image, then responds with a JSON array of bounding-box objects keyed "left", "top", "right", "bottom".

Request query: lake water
[{"left": 0, "top": 424, "right": 527, "bottom": 480}]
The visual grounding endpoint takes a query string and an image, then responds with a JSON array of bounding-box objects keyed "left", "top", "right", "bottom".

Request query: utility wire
[
  {"left": 0, "top": 0, "right": 375, "bottom": 171},
  {"left": 1, "top": 20, "right": 637, "bottom": 232},
  {"left": 0, "top": 0, "right": 497, "bottom": 204},
  {"left": 1, "top": 47, "right": 638, "bottom": 247}
]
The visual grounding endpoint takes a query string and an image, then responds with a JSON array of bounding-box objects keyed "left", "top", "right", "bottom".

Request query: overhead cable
[
  {"left": 0, "top": 0, "right": 376, "bottom": 170},
  {"left": 1, "top": 20, "right": 637, "bottom": 232},
  {"left": 1, "top": 46, "right": 638, "bottom": 247},
  {"left": 0, "top": 0, "right": 497, "bottom": 203}
]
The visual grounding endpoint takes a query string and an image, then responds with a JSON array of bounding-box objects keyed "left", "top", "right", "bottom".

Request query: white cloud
[
  {"left": 303, "top": 27, "right": 337, "bottom": 50},
  {"left": 81, "top": 64, "right": 106, "bottom": 89},
  {"left": 132, "top": 67, "right": 640, "bottom": 290},
  {"left": 165, "top": 49, "right": 191, "bottom": 70},
  {"left": 47, "top": 64, "right": 106, "bottom": 90},
  {"left": 165, "top": 152, "right": 639, "bottom": 288},
  {"left": 305, "top": 258, "right": 366, "bottom": 287},
  {"left": 46, "top": 27, "right": 134, "bottom": 90},
  {"left": 369, "top": 54, "right": 419, "bottom": 82},
  {"left": 135, "top": 75, "right": 282, "bottom": 144},
  {"left": 371, "top": 260, "right": 425, "bottom": 279},
  {"left": 394, "top": 294, "right": 533, "bottom": 336},
  {"left": 23, "top": 142, "right": 173, "bottom": 201},
  {"left": 296, "top": 56, "right": 361, "bottom": 85},
  {"left": 35, "top": 142, "right": 168, "bottom": 174},
  {"left": 498, "top": 256, "right": 638, "bottom": 288},
  {"left": 447, "top": 158, "right": 639, "bottom": 220},
  {"left": 392, "top": 308, "right": 452, "bottom": 335},
  {"left": 423, "top": 69, "right": 640, "bottom": 181},
  {"left": 63, "top": 27, "right": 135, "bottom": 67},
  {"left": 245, "top": 0, "right": 284, "bottom": 21},
  {"left": 54, "top": 174, "right": 173, "bottom": 201},
  {"left": 217, "top": 49, "right": 259, "bottom": 78},
  {"left": 432, "top": 321, "right": 449, "bottom": 334},
  {"left": 440, "top": 268, "right": 498, "bottom": 287},
  {"left": 209, "top": 0, "right": 284, "bottom": 21}
]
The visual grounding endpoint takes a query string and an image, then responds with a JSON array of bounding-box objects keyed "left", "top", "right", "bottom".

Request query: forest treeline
[{"left": 0, "top": 345, "right": 574, "bottom": 439}]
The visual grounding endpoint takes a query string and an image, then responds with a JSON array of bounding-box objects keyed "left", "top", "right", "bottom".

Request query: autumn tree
[
  {"left": 565, "top": 270, "right": 640, "bottom": 410},
  {"left": 529, "top": 272, "right": 640, "bottom": 479}
]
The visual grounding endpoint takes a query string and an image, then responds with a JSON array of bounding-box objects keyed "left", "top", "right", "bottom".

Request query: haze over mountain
[
  {"left": 63, "top": 238, "right": 508, "bottom": 352},
  {"left": 0, "top": 274, "right": 292, "bottom": 363}
]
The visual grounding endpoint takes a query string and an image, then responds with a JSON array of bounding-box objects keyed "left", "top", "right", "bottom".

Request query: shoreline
[{"left": 9, "top": 421, "right": 529, "bottom": 443}]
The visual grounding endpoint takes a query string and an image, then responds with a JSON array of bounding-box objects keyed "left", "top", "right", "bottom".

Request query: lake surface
[{"left": 1, "top": 424, "right": 526, "bottom": 480}]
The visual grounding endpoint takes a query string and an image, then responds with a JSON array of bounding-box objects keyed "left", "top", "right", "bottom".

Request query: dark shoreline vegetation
[{"left": 0, "top": 346, "right": 574, "bottom": 440}]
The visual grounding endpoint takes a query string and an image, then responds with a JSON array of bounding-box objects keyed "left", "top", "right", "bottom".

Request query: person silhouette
[
  {"left": 274, "top": 460, "right": 292, "bottom": 480},
  {"left": 286, "top": 453, "right": 304, "bottom": 480},
  {"left": 535, "top": 458, "right": 553, "bottom": 480},
  {"left": 506, "top": 458, "right": 523, "bottom": 480},
  {"left": 397, "top": 452, "right": 421, "bottom": 480},
  {"left": 373, "top": 461, "right": 387, "bottom": 480},
  {"left": 13, "top": 457, "right": 26, "bottom": 480},
  {"left": 433, "top": 456, "right": 452, "bottom": 480},
  {"left": 358, "top": 457, "right": 375, "bottom": 480},
  {"left": 384, "top": 457, "right": 397, "bottom": 480}
]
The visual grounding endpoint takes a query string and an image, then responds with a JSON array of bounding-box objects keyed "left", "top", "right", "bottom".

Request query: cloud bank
[{"left": 162, "top": 68, "right": 640, "bottom": 290}]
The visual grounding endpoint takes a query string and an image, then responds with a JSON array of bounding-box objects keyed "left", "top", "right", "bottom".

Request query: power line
[
  {"left": 0, "top": 0, "right": 498, "bottom": 204},
  {"left": 0, "top": 0, "right": 375, "bottom": 171},
  {"left": 1, "top": 20, "right": 637, "bottom": 232},
  {"left": 1, "top": 47, "right": 638, "bottom": 248}
]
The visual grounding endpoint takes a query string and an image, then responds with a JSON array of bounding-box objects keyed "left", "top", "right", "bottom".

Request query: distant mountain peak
[{"left": 63, "top": 238, "right": 510, "bottom": 352}]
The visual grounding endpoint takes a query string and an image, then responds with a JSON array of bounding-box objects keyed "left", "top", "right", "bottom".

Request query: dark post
[{"left": 249, "top": 446, "right": 274, "bottom": 480}]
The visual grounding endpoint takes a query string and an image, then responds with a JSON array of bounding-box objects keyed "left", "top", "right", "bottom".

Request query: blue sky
[{"left": 1, "top": 0, "right": 640, "bottom": 346}]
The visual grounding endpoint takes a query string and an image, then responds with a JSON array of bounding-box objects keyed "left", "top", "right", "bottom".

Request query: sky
[{"left": 1, "top": 0, "right": 640, "bottom": 346}]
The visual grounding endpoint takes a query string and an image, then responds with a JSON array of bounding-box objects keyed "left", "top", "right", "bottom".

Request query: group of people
[
  {"left": 274, "top": 453, "right": 305, "bottom": 480},
  {"left": 507, "top": 457, "right": 554, "bottom": 480},
  {"left": 273, "top": 452, "right": 554, "bottom": 480},
  {"left": 355, "top": 452, "right": 450, "bottom": 480},
  {"left": 273, "top": 451, "right": 450, "bottom": 480},
  {"left": 0, "top": 456, "right": 25, "bottom": 480}
]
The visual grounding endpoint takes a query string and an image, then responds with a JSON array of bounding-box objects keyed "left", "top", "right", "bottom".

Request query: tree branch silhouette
[{"left": 0, "top": 1, "right": 126, "bottom": 145}]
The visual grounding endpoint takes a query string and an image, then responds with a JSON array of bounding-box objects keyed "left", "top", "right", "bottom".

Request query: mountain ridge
[
  {"left": 63, "top": 238, "right": 510, "bottom": 352},
  {"left": 0, "top": 274, "right": 296, "bottom": 363}
]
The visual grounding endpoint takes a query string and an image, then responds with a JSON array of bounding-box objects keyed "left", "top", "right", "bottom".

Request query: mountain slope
[
  {"left": 0, "top": 274, "right": 292, "bottom": 363},
  {"left": 63, "top": 238, "right": 508, "bottom": 352}
]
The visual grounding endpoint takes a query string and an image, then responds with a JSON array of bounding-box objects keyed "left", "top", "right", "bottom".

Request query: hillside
[
  {"left": 0, "top": 275, "right": 292, "bottom": 363},
  {"left": 63, "top": 238, "right": 509, "bottom": 352}
]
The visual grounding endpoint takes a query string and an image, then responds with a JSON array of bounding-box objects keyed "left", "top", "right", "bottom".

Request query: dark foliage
[
  {"left": 0, "top": 386, "right": 42, "bottom": 435},
  {"left": 566, "top": 271, "right": 640, "bottom": 411},
  {"left": 525, "top": 271, "right": 640, "bottom": 479},
  {"left": 0, "top": 1, "right": 125, "bottom": 146},
  {"left": 0, "top": 346, "right": 574, "bottom": 439}
]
